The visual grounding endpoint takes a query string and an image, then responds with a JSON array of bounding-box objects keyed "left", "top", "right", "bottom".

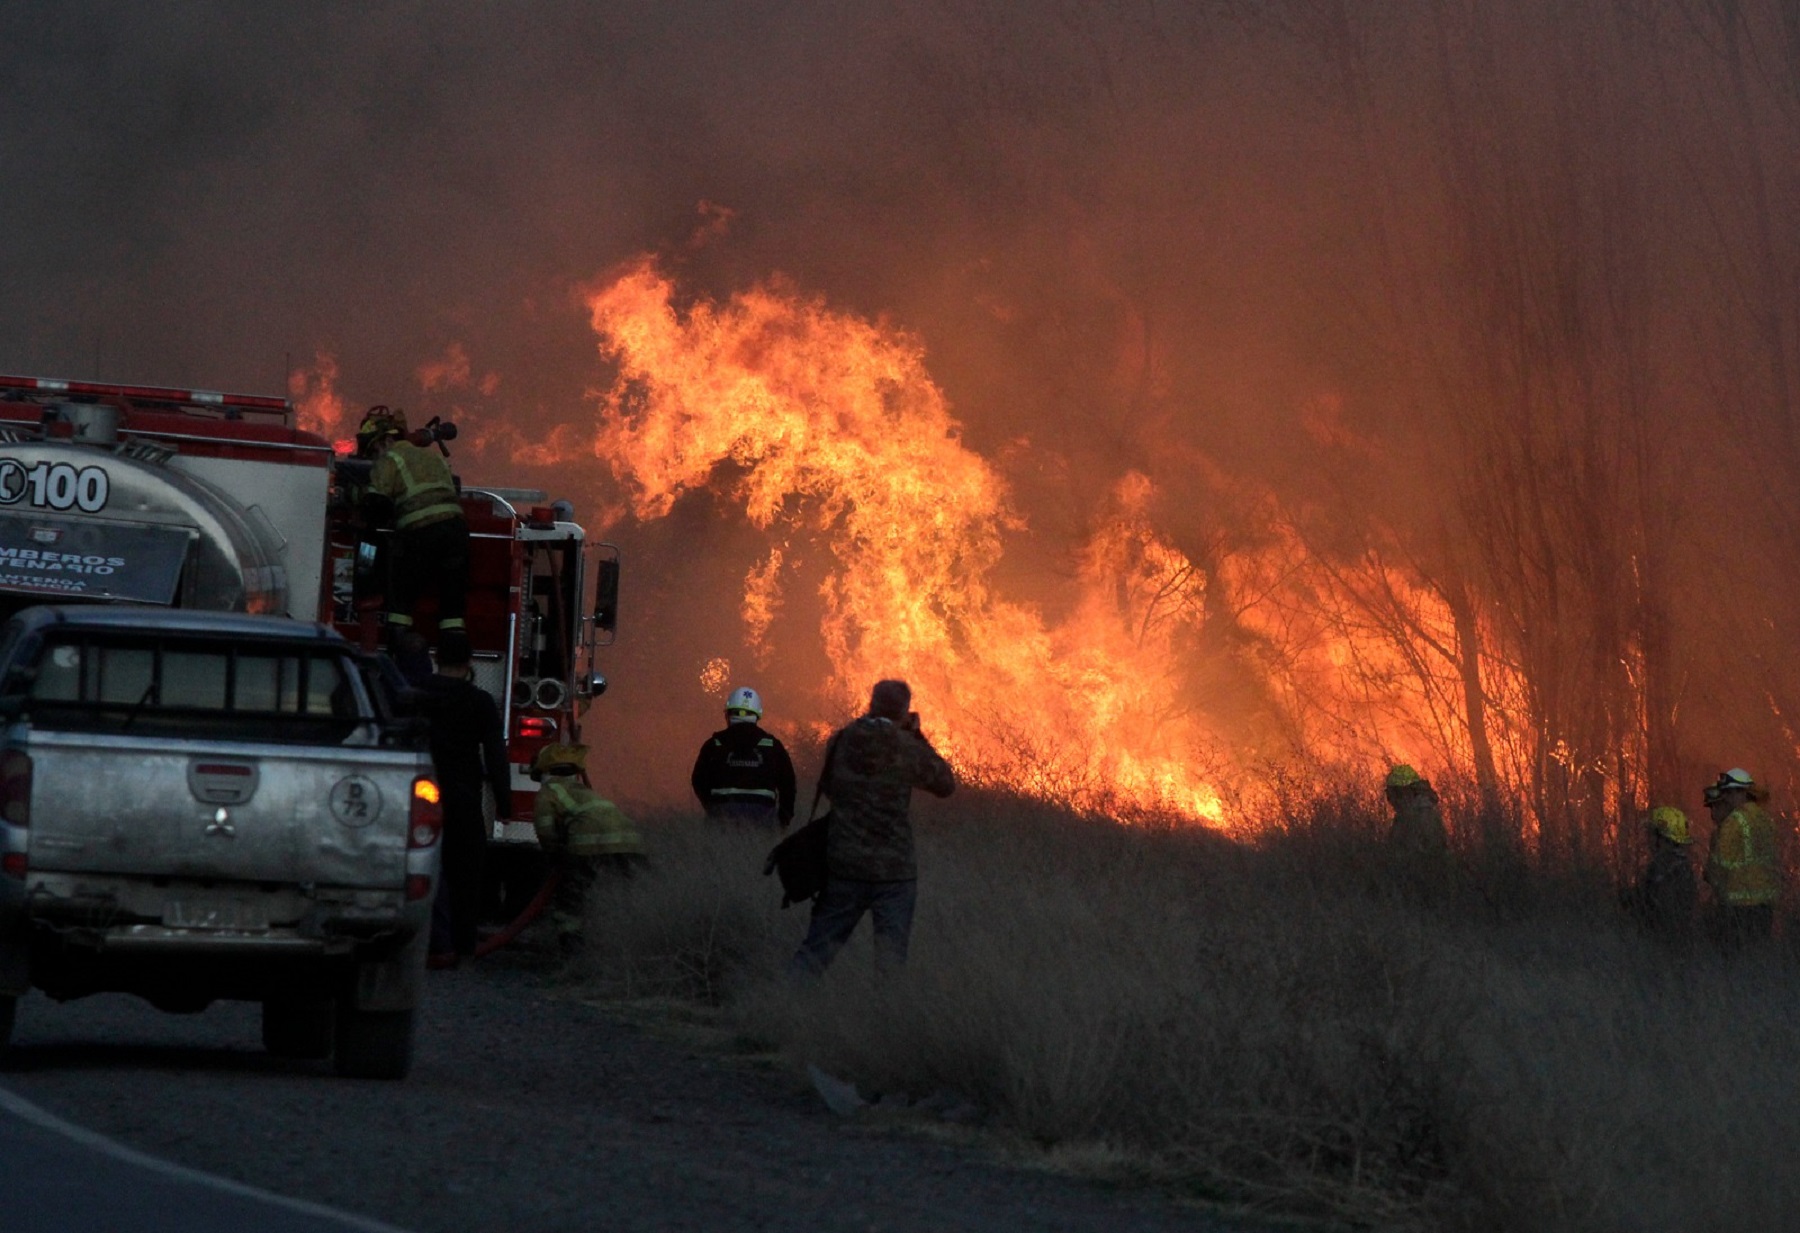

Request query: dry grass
[{"left": 569, "top": 792, "right": 1800, "bottom": 1231}]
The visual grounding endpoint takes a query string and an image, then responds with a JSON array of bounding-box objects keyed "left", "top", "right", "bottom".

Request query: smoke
[{"left": 2, "top": 3, "right": 1795, "bottom": 830}]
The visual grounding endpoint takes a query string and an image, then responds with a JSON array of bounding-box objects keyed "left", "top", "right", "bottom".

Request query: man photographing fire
[{"left": 788, "top": 679, "right": 956, "bottom": 979}]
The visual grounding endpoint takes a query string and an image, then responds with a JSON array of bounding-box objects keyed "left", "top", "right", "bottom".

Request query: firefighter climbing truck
[{"left": 0, "top": 374, "right": 620, "bottom": 872}]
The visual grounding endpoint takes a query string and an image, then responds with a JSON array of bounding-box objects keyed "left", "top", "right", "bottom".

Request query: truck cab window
[
  {"left": 162, "top": 649, "right": 227, "bottom": 710},
  {"left": 34, "top": 643, "right": 83, "bottom": 701},
  {"left": 94, "top": 645, "right": 153, "bottom": 705}
]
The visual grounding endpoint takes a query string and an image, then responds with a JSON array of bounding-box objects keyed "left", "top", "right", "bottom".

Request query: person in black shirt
[
  {"left": 690, "top": 686, "right": 797, "bottom": 828},
  {"left": 416, "top": 634, "right": 512, "bottom": 963}
]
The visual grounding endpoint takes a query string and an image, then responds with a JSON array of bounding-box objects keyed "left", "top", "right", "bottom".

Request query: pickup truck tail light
[
  {"left": 409, "top": 777, "right": 442, "bottom": 849},
  {"left": 0, "top": 750, "right": 30, "bottom": 827}
]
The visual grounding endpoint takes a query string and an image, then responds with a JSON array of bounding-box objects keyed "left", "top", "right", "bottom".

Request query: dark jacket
[
  {"left": 691, "top": 722, "right": 797, "bottom": 823},
  {"left": 1630, "top": 840, "right": 1697, "bottom": 938},
  {"left": 821, "top": 716, "right": 955, "bottom": 881},
  {"left": 419, "top": 672, "right": 512, "bottom": 819}
]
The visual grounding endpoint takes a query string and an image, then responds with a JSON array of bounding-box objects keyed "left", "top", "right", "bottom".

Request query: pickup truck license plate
[{"left": 162, "top": 901, "right": 270, "bottom": 931}]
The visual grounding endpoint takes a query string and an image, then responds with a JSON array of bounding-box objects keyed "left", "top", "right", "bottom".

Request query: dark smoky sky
[
  {"left": 0, "top": 3, "right": 1324, "bottom": 457},
  {"left": 2, "top": 2, "right": 1790, "bottom": 810},
  {"left": 0, "top": 3, "right": 1342, "bottom": 798}
]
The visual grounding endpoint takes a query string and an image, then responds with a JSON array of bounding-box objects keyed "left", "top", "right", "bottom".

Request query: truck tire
[
  {"left": 333, "top": 1005, "right": 415, "bottom": 1080},
  {"left": 262, "top": 997, "right": 334, "bottom": 1060},
  {"left": 0, "top": 994, "right": 15, "bottom": 1059}
]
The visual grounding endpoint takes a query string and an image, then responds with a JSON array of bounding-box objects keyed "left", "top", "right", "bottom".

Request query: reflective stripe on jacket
[
  {"left": 371, "top": 441, "right": 462, "bottom": 530},
  {"left": 533, "top": 777, "right": 643, "bottom": 858},
  {"left": 1706, "top": 803, "right": 1780, "bottom": 907},
  {"left": 690, "top": 724, "right": 797, "bottom": 823}
]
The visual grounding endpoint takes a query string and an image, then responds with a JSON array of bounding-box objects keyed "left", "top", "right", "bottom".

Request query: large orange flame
[{"left": 587, "top": 258, "right": 1241, "bottom": 821}]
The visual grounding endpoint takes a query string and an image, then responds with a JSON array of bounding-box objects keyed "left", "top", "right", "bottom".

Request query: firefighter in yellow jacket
[
  {"left": 360, "top": 406, "right": 469, "bottom": 653},
  {"left": 1702, "top": 768, "right": 1780, "bottom": 951},
  {"left": 532, "top": 742, "right": 644, "bottom": 954}
]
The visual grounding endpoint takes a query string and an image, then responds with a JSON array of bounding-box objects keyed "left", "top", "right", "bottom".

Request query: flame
[
  {"left": 698, "top": 656, "right": 731, "bottom": 696},
  {"left": 587, "top": 259, "right": 1244, "bottom": 822},
  {"left": 415, "top": 342, "right": 473, "bottom": 393},
  {"left": 288, "top": 352, "right": 355, "bottom": 451},
  {"left": 743, "top": 548, "right": 784, "bottom": 660}
]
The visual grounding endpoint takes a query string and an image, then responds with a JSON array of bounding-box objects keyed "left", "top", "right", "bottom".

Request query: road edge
[{"left": 0, "top": 1081, "right": 415, "bottom": 1233}]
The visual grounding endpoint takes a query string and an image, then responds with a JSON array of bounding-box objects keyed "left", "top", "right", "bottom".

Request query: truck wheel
[
  {"left": 262, "top": 997, "right": 334, "bottom": 1060},
  {"left": 333, "top": 1005, "right": 415, "bottom": 1080}
]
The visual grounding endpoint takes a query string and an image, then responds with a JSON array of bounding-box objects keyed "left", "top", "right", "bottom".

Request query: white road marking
[{"left": 0, "top": 1082, "right": 415, "bottom": 1233}]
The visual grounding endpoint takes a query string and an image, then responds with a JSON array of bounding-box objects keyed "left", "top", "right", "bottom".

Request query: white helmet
[{"left": 725, "top": 686, "right": 763, "bottom": 723}]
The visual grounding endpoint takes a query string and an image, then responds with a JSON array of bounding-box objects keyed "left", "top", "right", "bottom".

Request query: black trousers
[
  {"left": 430, "top": 794, "right": 487, "bottom": 956},
  {"left": 387, "top": 516, "right": 469, "bottom": 632}
]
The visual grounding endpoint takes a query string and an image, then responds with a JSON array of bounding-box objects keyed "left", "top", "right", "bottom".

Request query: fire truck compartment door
[{"left": 0, "top": 514, "right": 192, "bottom": 604}]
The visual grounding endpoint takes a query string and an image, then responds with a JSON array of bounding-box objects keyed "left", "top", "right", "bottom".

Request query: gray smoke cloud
[{"left": 2, "top": 2, "right": 1793, "bottom": 828}]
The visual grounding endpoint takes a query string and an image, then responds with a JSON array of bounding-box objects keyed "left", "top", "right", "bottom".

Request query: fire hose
[{"left": 472, "top": 869, "right": 562, "bottom": 958}]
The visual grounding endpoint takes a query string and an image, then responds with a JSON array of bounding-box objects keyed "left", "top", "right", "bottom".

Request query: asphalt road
[
  {"left": 0, "top": 1082, "right": 403, "bottom": 1233},
  {"left": 0, "top": 958, "right": 1255, "bottom": 1233}
]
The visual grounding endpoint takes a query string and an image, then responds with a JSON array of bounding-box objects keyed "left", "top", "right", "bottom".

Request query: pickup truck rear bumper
[
  {"left": 61, "top": 925, "right": 361, "bottom": 955},
  {"left": 0, "top": 871, "right": 430, "bottom": 1006},
  {"left": 16, "top": 871, "right": 426, "bottom": 939}
]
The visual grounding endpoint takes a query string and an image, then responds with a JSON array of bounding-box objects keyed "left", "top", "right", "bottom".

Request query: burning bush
[{"left": 571, "top": 795, "right": 1800, "bottom": 1231}]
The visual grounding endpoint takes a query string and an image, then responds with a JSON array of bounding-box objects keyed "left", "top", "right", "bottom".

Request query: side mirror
[
  {"left": 579, "top": 673, "right": 608, "bottom": 699},
  {"left": 593, "top": 555, "right": 621, "bottom": 634}
]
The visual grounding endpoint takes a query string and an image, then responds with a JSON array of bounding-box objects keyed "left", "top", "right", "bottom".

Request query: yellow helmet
[
  {"left": 1385, "top": 764, "right": 1425, "bottom": 790},
  {"left": 1648, "top": 805, "right": 1692, "bottom": 845},
  {"left": 531, "top": 742, "right": 587, "bottom": 778},
  {"left": 356, "top": 405, "right": 408, "bottom": 446}
]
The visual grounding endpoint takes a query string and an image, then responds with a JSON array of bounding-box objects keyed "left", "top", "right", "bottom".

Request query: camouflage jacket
[{"left": 821, "top": 716, "right": 956, "bottom": 881}]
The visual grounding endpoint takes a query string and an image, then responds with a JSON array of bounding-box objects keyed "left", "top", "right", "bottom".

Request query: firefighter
[
  {"left": 419, "top": 633, "right": 511, "bottom": 967},
  {"left": 1384, "top": 764, "right": 1448, "bottom": 858},
  {"left": 1624, "top": 805, "right": 1697, "bottom": 941},
  {"left": 690, "top": 686, "right": 797, "bottom": 828},
  {"left": 1702, "top": 768, "right": 1780, "bottom": 951},
  {"left": 360, "top": 405, "right": 469, "bottom": 654},
  {"left": 532, "top": 742, "right": 644, "bottom": 955}
]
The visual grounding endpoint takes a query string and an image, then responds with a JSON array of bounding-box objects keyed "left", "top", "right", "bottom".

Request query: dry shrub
[
  {"left": 568, "top": 810, "right": 804, "bottom": 1003},
  {"left": 572, "top": 794, "right": 1800, "bottom": 1231}
]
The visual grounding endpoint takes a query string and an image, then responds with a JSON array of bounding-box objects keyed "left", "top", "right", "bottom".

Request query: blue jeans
[{"left": 789, "top": 876, "right": 918, "bottom": 978}]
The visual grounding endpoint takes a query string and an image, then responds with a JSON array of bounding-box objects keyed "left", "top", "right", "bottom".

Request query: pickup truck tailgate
[{"left": 23, "top": 731, "right": 425, "bottom": 889}]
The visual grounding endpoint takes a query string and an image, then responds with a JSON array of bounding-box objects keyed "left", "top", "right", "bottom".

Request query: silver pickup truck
[{"left": 0, "top": 605, "right": 438, "bottom": 1079}]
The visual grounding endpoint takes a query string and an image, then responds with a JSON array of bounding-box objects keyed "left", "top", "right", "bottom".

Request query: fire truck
[{"left": 0, "top": 374, "right": 619, "bottom": 898}]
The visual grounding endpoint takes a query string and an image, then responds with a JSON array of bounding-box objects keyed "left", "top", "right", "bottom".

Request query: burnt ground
[{"left": 0, "top": 953, "right": 1271, "bottom": 1233}]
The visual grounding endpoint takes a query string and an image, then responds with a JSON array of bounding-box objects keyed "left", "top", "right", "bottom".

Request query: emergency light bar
[{"left": 0, "top": 374, "right": 292, "bottom": 413}]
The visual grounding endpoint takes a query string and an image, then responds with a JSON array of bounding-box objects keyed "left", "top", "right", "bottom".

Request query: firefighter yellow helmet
[
  {"left": 1648, "top": 805, "right": 1692, "bottom": 845},
  {"left": 532, "top": 742, "right": 587, "bottom": 779},
  {"left": 1385, "top": 764, "right": 1424, "bottom": 790},
  {"left": 356, "top": 405, "right": 408, "bottom": 447}
]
